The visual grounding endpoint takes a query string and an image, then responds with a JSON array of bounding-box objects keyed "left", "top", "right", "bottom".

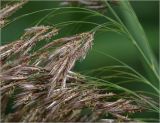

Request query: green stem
[{"left": 117, "top": 1, "right": 159, "bottom": 76}]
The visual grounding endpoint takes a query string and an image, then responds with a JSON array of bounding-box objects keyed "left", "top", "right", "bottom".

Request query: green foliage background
[{"left": 2, "top": 1, "right": 159, "bottom": 68}]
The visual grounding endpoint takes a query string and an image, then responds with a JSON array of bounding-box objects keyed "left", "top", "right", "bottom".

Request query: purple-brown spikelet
[
  {"left": 1, "top": 25, "right": 142, "bottom": 122},
  {"left": 60, "top": 0, "right": 118, "bottom": 12},
  {"left": 60, "top": 0, "right": 107, "bottom": 10},
  {"left": 0, "top": 0, "right": 28, "bottom": 28},
  {"left": 44, "top": 32, "right": 94, "bottom": 94}
]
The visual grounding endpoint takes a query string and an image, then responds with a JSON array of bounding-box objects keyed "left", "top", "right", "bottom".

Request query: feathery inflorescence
[
  {"left": 1, "top": 25, "right": 142, "bottom": 122},
  {"left": 60, "top": 0, "right": 106, "bottom": 10},
  {"left": 60, "top": 0, "right": 118, "bottom": 11},
  {"left": 0, "top": 0, "right": 28, "bottom": 27}
]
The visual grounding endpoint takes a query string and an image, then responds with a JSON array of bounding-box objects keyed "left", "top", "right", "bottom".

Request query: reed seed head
[
  {"left": 0, "top": 0, "right": 28, "bottom": 27},
  {"left": 1, "top": 26, "right": 143, "bottom": 122}
]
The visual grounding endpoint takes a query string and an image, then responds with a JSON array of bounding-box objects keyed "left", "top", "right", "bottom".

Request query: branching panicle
[
  {"left": 0, "top": 0, "right": 28, "bottom": 27},
  {"left": 60, "top": 0, "right": 118, "bottom": 11},
  {"left": 0, "top": 0, "right": 158, "bottom": 122},
  {"left": 0, "top": 26, "right": 142, "bottom": 122}
]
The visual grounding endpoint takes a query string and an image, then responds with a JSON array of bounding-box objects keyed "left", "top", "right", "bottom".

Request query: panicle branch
[
  {"left": 1, "top": 25, "right": 143, "bottom": 122},
  {"left": 0, "top": 0, "right": 28, "bottom": 27}
]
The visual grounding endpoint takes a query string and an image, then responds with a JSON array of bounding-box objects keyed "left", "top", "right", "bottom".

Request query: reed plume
[
  {"left": 0, "top": 0, "right": 28, "bottom": 27},
  {"left": 60, "top": 0, "right": 106, "bottom": 10},
  {"left": 60, "top": 0, "right": 118, "bottom": 11},
  {"left": 0, "top": 25, "right": 143, "bottom": 122},
  {"left": 0, "top": 0, "right": 158, "bottom": 122}
]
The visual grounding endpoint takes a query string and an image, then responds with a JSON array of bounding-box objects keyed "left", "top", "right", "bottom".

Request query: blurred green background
[
  {"left": 1, "top": 0, "right": 159, "bottom": 120},
  {"left": 1, "top": 1, "right": 159, "bottom": 70}
]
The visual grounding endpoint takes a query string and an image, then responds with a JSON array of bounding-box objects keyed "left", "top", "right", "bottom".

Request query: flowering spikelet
[
  {"left": 1, "top": 26, "right": 143, "bottom": 122},
  {"left": 0, "top": 26, "right": 58, "bottom": 116},
  {"left": 0, "top": 26, "right": 58, "bottom": 64},
  {"left": 2, "top": 71, "right": 141, "bottom": 122},
  {"left": 60, "top": 0, "right": 118, "bottom": 14},
  {"left": 0, "top": 0, "right": 28, "bottom": 27},
  {"left": 43, "top": 32, "right": 94, "bottom": 94},
  {"left": 60, "top": 0, "right": 107, "bottom": 10}
]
